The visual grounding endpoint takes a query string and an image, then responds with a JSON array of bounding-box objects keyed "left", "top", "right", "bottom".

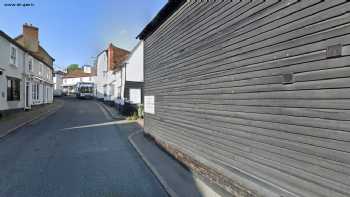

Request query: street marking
[{"left": 61, "top": 120, "right": 130, "bottom": 131}]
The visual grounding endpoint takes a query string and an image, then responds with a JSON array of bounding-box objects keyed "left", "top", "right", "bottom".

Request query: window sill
[
  {"left": 9, "top": 63, "right": 18, "bottom": 68},
  {"left": 7, "top": 100, "right": 21, "bottom": 102}
]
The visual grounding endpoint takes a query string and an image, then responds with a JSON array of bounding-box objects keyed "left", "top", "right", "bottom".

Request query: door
[
  {"left": 25, "top": 82, "right": 30, "bottom": 109},
  {"left": 43, "top": 85, "right": 46, "bottom": 103}
]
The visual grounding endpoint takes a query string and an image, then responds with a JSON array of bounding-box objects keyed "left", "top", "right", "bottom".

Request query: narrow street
[{"left": 0, "top": 97, "right": 168, "bottom": 197}]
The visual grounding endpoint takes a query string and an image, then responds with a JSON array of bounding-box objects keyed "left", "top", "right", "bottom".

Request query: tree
[{"left": 67, "top": 64, "right": 80, "bottom": 72}]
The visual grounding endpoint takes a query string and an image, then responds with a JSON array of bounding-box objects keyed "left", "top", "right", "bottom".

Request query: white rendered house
[{"left": 0, "top": 24, "right": 54, "bottom": 114}]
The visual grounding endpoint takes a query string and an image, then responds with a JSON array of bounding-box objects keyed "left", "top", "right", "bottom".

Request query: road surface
[{"left": 0, "top": 97, "right": 168, "bottom": 197}]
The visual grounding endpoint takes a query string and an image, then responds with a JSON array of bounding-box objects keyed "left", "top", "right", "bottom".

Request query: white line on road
[{"left": 61, "top": 120, "right": 130, "bottom": 131}]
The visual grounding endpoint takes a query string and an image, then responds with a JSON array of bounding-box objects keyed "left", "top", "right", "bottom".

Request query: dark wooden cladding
[{"left": 143, "top": 1, "right": 350, "bottom": 196}]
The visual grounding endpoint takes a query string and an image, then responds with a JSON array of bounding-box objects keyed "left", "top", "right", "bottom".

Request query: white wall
[
  {"left": 96, "top": 51, "right": 108, "bottom": 99},
  {"left": 0, "top": 36, "right": 25, "bottom": 111},
  {"left": 125, "top": 41, "right": 143, "bottom": 82},
  {"left": 0, "top": 34, "right": 53, "bottom": 111},
  {"left": 53, "top": 73, "right": 63, "bottom": 90}
]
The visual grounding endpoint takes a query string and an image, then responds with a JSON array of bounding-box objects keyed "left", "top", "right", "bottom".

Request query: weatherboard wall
[{"left": 143, "top": 1, "right": 350, "bottom": 197}]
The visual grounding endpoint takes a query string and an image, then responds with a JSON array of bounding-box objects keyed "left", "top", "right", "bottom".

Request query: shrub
[
  {"left": 121, "top": 102, "right": 137, "bottom": 116},
  {"left": 138, "top": 104, "right": 144, "bottom": 118},
  {"left": 132, "top": 112, "right": 138, "bottom": 120}
]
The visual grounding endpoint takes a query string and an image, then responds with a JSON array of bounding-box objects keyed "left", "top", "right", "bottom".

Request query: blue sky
[{"left": 0, "top": 0, "right": 166, "bottom": 70}]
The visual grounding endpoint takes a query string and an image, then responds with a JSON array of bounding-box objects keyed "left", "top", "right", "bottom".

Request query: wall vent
[
  {"left": 327, "top": 44, "right": 342, "bottom": 58},
  {"left": 282, "top": 73, "right": 294, "bottom": 84}
]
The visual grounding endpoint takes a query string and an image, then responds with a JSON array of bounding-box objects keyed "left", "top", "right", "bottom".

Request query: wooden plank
[
  {"left": 152, "top": 123, "right": 350, "bottom": 197},
  {"left": 143, "top": 1, "right": 350, "bottom": 196}
]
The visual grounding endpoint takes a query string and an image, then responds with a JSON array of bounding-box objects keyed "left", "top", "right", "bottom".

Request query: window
[
  {"left": 32, "top": 84, "right": 36, "bottom": 100},
  {"left": 28, "top": 57, "right": 33, "bottom": 72},
  {"left": 36, "top": 84, "right": 39, "bottom": 100},
  {"left": 10, "top": 46, "right": 17, "bottom": 66},
  {"left": 103, "top": 85, "right": 107, "bottom": 97},
  {"left": 32, "top": 83, "right": 39, "bottom": 101},
  {"left": 129, "top": 88, "right": 141, "bottom": 104},
  {"left": 144, "top": 96, "right": 155, "bottom": 114},
  {"left": 39, "top": 63, "right": 43, "bottom": 75},
  {"left": 116, "top": 86, "right": 121, "bottom": 98},
  {"left": 7, "top": 77, "right": 20, "bottom": 101}
]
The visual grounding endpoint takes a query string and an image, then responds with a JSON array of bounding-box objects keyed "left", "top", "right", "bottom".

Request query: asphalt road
[{"left": 0, "top": 97, "right": 168, "bottom": 197}]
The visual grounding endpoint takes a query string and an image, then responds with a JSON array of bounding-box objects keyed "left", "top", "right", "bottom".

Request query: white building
[
  {"left": 53, "top": 70, "right": 65, "bottom": 96},
  {"left": 95, "top": 41, "right": 144, "bottom": 109},
  {"left": 82, "top": 65, "right": 92, "bottom": 74},
  {"left": 62, "top": 69, "right": 96, "bottom": 95},
  {"left": 95, "top": 43, "right": 129, "bottom": 102},
  {"left": 0, "top": 24, "right": 54, "bottom": 114},
  {"left": 119, "top": 41, "right": 144, "bottom": 105}
]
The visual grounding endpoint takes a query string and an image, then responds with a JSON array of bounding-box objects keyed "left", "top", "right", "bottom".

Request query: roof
[
  {"left": 14, "top": 34, "right": 55, "bottom": 61},
  {"left": 109, "top": 44, "right": 130, "bottom": 70},
  {"left": 54, "top": 70, "right": 65, "bottom": 75},
  {"left": 137, "top": 0, "right": 185, "bottom": 40},
  {"left": 62, "top": 69, "right": 95, "bottom": 79},
  {"left": 0, "top": 30, "right": 54, "bottom": 70},
  {"left": 122, "top": 40, "right": 142, "bottom": 65}
]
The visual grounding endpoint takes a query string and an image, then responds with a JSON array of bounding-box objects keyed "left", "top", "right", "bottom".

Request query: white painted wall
[
  {"left": 0, "top": 34, "right": 54, "bottom": 111},
  {"left": 53, "top": 72, "right": 63, "bottom": 91},
  {"left": 0, "top": 36, "right": 25, "bottom": 111},
  {"left": 125, "top": 41, "right": 143, "bottom": 82},
  {"left": 96, "top": 51, "right": 108, "bottom": 99}
]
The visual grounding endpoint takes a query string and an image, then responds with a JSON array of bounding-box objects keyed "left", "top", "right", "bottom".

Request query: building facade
[
  {"left": 139, "top": 1, "right": 350, "bottom": 197},
  {"left": 95, "top": 44, "right": 129, "bottom": 102},
  {"left": 62, "top": 69, "right": 95, "bottom": 95},
  {"left": 0, "top": 24, "right": 54, "bottom": 114},
  {"left": 119, "top": 41, "right": 144, "bottom": 105},
  {"left": 53, "top": 70, "right": 65, "bottom": 96}
]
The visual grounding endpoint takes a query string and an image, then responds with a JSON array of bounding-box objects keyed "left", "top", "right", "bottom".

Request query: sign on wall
[
  {"left": 144, "top": 96, "right": 155, "bottom": 114},
  {"left": 129, "top": 88, "right": 141, "bottom": 104}
]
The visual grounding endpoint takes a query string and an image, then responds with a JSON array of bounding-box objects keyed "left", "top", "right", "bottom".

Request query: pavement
[
  {"left": 129, "top": 131, "right": 202, "bottom": 197},
  {"left": 99, "top": 103, "right": 124, "bottom": 120},
  {"left": 0, "top": 99, "right": 64, "bottom": 138},
  {"left": 0, "top": 97, "right": 168, "bottom": 197},
  {"left": 103, "top": 101, "right": 222, "bottom": 197}
]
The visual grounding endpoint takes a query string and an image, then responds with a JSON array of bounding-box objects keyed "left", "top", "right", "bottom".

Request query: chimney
[
  {"left": 107, "top": 43, "right": 115, "bottom": 71},
  {"left": 23, "top": 23, "right": 39, "bottom": 52}
]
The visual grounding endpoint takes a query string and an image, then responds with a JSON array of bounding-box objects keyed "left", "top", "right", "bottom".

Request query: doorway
[{"left": 25, "top": 82, "right": 30, "bottom": 109}]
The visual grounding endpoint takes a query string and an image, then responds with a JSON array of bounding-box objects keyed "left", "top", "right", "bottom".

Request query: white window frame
[
  {"left": 39, "top": 62, "right": 43, "bottom": 75},
  {"left": 129, "top": 88, "right": 141, "bottom": 104},
  {"left": 144, "top": 96, "right": 155, "bottom": 114},
  {"left": 10, "top": 45, "right": 17, "bottom": 66},
  {"left": 32, "top": 83, "right": 36, "bottom": 101},
  {"left": 28, "top": 56, "right": 33, "bottom": 72}
]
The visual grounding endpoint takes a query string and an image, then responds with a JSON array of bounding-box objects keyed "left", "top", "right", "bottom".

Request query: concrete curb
[
  {"left": 128, "top": 131, "right": 179, "bottom": 197},
  {"left": 100, "top": 102, "right": 125, "bottom": 120},
  {"left": 0, "top": 101, "right": 64, "bottom": 139}
]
